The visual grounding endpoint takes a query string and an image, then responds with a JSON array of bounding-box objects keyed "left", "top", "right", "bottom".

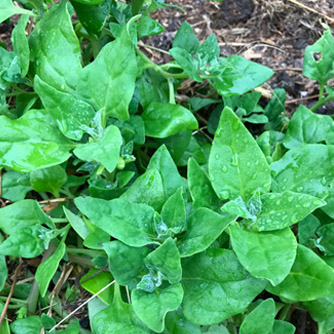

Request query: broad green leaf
[
  {"left": 304, "top": 296, "right": 334, "bottom": 322},
  {"left": 71, "top": 0, "right": 105, "bottom": 4},
  {"left": 57, "top": 321, "right": 80, "bottom": 333},
  {"left": 10, "top": 316, "right": 42, "bottom": 334},
  {"left": 41, "top": 314, "right": 56, "bottom": 330},
  {"left": 178, "top": 136, "right": 206, "bottom": 166},
  {"left": 147, "top": 145, "right": 183, "bottom": 200},
  {"left": 137, "top": 16, "right": 164, "bottom": 39},
  {"left": 163, "top": 309, "right": 201, "bottom": 334},
  {"left": 269, "top": 320, "right": 295, "bottom": 334},
  {"left": 83, "top": 221, "right": 111, "bottom": 250},
  {"left": 283, "top": 105, "right": 334, "bottom": 148},
  {"left": 319, "top": 317, "right": 334, "bottom": 334},
  {"left": 264, "top": 88, "right": 286, "bottom": 131},
  {"left": 271, "top": 144, "right": 334, "bottom": 198},
  {"left": 80, "top": 268, "right": 114, "bottom": 304},
  {"left": 124, "top": 116, "right": 145, "bottom": 145},
  {"left": 267, "top": 244, "right": 334, "bottom": 301},
  {"left": 182, "top": 248, "right": 266, "bottom": 325},
  {"left": 202, "top": 324, "right": 229, "bottom": 334},
  {"left": 75, "top": 197, "right": 157, "bottom": 247},
  {"left": 104, "top": 241, "right": 149, "bottom": 288},
  {"left": 321, "top": 188, "right": 334, "bottom": 218},
  {"left": 172, "top": 21, "right": 199, "bottom": 54},
  {"left": 240, "top": 299, "right": 275, "bottom": 334},
  {"left": 188, "top": 158, "right": 220, "bottom": 211},
  {"left": 29, "top": 0, "right": 81, "bottom": 93},
  {"left": 0, "top": 109, "right": 74, "bottom": 172},
  {"left": 116, "top": 171, "right": 135, "bottom": 188},
  {"left": 142, "top": 102, "right": 198, "bottom": 138},
  {"left": 77, "top": 28, "right": 136, "bottom": 121},
  {"left": 178, "top": 208, "right": 236, "bottom": 257},
  {"left": 121, "top": 168, "right": 165, "bottom": 211},
  {"left": 303, "top": 27, "right": 334, "bottom": 84},
  {"left": 92, "top": 284, "right": 149, "bottom": 334},
  {"left": 0, "top": 0, "right": 32, "bottom": 24},
  {"left": 132, "top": 283, "right": 184, "bottom": 333},
  {"left": 197, "top": 34, "right": 220, "bottom": 68},
  {"left": 71, "top": 0, "right": 110, "bottom": 38},
  {"left": 74, "top": 125, "right": 122, "bottom": 172},
  {"left": 63, "top": 207, "right": 90, "bottom": 240},
  {"left": 30, "top": 165, "right": 67, "bottom": 197},
  {"left": 213, "top": 56, "right": 274, "bottom": 96},
  {"left": 298, "top": 214, "right": 320, "bottom": 245},
  {"left": 0, "top": 199, "right": 53, "bottom": 235},
  {"left": 230, "top": 225, "right": 297, "bottom": 286},
  {"left": 0, "top": 225, "right": 49, "bottom": 257},
  {"left": 145, "top": 238, "right": 182, "bottom": 284},
  {"left": 316, "top": 223, "right": 334, "bottom": 255},
  {"left": 250, "top": 191, "right": 325, "bottom": 231},
  {"left": 161, "top": 188, "right": 186, "bottom": 234},
  {"left": 209, "top": 106, "right": 271, "bottom": 201},
  {"left": 1, "top": 170, "right": 32, "bottom": 201},
  {"left": 0, "top": 256, "right": 7, "bottom": 292},
  {"left": 0, "top": 303, "right": 10, "bottom": 333},
  {"left": 11, "top": 15, "right": 30, "bottom": 77},
  {"left": 34, "top": 76, "right": 95, "bottom": 141},
  {"left": 35, "top": 243, "right": 66, "bottom": 297}
]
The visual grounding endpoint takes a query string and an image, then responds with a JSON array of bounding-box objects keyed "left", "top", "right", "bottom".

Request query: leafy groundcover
[{"left": 1, "top": 0, "right": 334, "bottom": 333}]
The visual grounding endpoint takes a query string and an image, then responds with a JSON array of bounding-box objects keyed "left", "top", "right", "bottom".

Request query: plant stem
[
  {"left": 52, "top": 218, "right": 68, "bottom": 224},
  {"left": 167, "top": 78, "right": 175, "bottom": 104},
  {"left": 310, "top": 94, "right": 334, "bottom": 112},
  {"left": 91, "top": 39, "right": 100, "bottom": 59},
  {"left": 66, "top": 247, "right": 103, "bottom": 257},
  {"left": 318, "top": 82, "right": 325, "bottom": 101},
  {"left": 0, "top": 296, "right": 27, "bottom": 304},
  {"left": 278, "top": 303, "right": 292, "bottom": 321}
]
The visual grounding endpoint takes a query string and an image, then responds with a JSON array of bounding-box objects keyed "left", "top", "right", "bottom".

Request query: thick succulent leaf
[
  {"left": 240, "top": 299, "right": 275, "bottom": 334},
  {"left": 0, "top": 109, "right": 74, "bottom": 172},
  {"left": 304, "top": 296, "right": 334, "bottom": 323},
  {"left": 182, "top": 248, "right": 266, "bottom": 325},
  {"left": 163, "top": 309, "right": 201, "bottom": 334},
  {"left": 0, "top": 0, "right": 32, "bottom": 24},
  {"left": 142, "top": 102, "right": 198, "bottom": 138},
  {"left": 103, "top": 241, "right": 149, "bottom": 288},
  {"left": 267, "top": 244, "right": 334, "bottom": 301},
  {"left": 316, "top": 223, "right": 334, "bottom": 255},
  {"left": 63, "top": 207, "right": 90, "bottom": 240},
  {"left": 145, "top": 238, "right": 182, "bottom": 284},
  {"left": 0, "top": 199, "right": 53, "bottom": 235},
  {"left": 271, "top": 144, "right": 334, "bottom": 198},
  {"left": 269, "top": 320, "right": 295, "bottom": 334},
  {"left": 34, "top": 76, "right": 95, "bottom": 141},
  {"left": 74, "top": 125, "right": 122, "bottom": 172},
  {"left": 178, "top": 208, "right": 236, "bottom": 257},
  {"left": 1, "top": 171, "right": 32, "bottom": 201},
  {"left": 75, "top": 197, "right": 157, "bottom": 247},
  {"left": 132, "top": 283, "right": 184, "bottom": 333},
  {"left": 251, "top": 191, "right": 325, "bottom": 231},
  {"left": 187, "top": 158, "right": 220, "bottom": 211},
  {"left": 29, "top": 0, "right": 81, "bottom": 94},
  {"left": 209, "top": 106, "right": 270, "bottom": 201},
  {"left": 230, "top": 225, "right": 297, "bottom": 286},
  {"left": 77, "top": 28, "right": 136, "bottom": 121},
  {"left": 10, "top": 316, "right": 42, "bottom": 334},
  {"left": 172, "top": 21, "right": 199, "bottom": 54}
]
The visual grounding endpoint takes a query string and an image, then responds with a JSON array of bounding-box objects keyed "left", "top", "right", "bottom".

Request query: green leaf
[
  {"left": 283, "top": 105, "right": 334, "bottom": 148},
  {"left": 197, "top": 34, "right": 220, "bottom": 68},
  {"left": 178, "top": 136, "right": 206, "bottom": 166},
  {"left": 147, "top": 145, "right": 183, "bottom": 200},
  {"left": 77, "top": 28, "right": 137, "bottom": 121},
  {"left": 0, "top": 0, "right": 32, "bottom": 24},
  {"left": 74, "top": 125, "right": 122, "bottom": 172},
  {"left": 145, "top": 238, "right": 182, "bottom": 284},
  {"left": 116, "top": 171, "right": 135, "bottom": 188},
  {"left": 0, "top": 109, "right": 74, "bottom": 172},
  {"left": 75, "top": 197, "right": 158, "bottom": 247},
  {"left": 103, "top": 241, "right": 149, "bottom": 288},
  {"left": 209, "top": 106, "right": 271, "bottom": 201},
  {"left": 271, "top": 144, "right": 334, "bottom": 198},
  {"left": 0, "top": 255, "right": 7, "bottom": 292},
  {"left": 267, "top": 244, "right": 334, "bottom": 301},
  {"left": 1, "top": 171, "right": 32, "bottom": 201},
  {"left": 172, "top": 21, "right": 199, "bottom": 54},
  {"left": 142, "top": 102, "right": 198, "bottom": 138},
  {"left": 316, "top": 223, "right": 334, "bottom": 255},
  {"left": 92, "top": 284, "right": 149, "bottom": 334},
  {"left": 80, "top": 268, "right": 114, "bottom": 304},
  {"left": 121, "top": 168, "right": 165, "bottom": 211},
  {"left": 34, "top": 76, "right": 95, "bottom": 141},
  {"left": 0, "top": 225, "right": 49, "bottom": 257},
  {"left": 10, "top": 316, "right": 42, "bottom": 334},
  {"left": 230, "top": 226, "right": 297, "bottom": 286},
  {"left": 250, "top": 191, "right": 325, "bottom": 231},
  {"left": 71, "top": 0, "right": 105, "bottom": 4},
  {"left": 63, "top": 207, "right": 90, "bottom": 240},
  {"left": 29, "top": 0, "right": 81, "bottom": 94},
  {"left": 213, "top": 56, "right": 274, "bottom": 96},
  {"left": 178, "top": 208, "right": 236, "bottom": 257},
  {"left": 264, "top": 88, "right": 286, "bottom": 131},
  {"left": 164, "top": 309, "right": 201, "bottom": 334},
  {"left": 187, "top": 158, "right": 220, "bottom": 211},
  {"left": 161, "top": 188, "right": 186, "bottom": 234},
  {"left": 269, "top": 320, "right": 295, "bottom": 334},
  {"left": 30, "top": 165, "right": 67, "bottom": 197},
  {"left": 240, "top": 299, "right": 275, "bottom": 334},
  {"left": 11, "top": 14, "right": 30, "bottom": 77},
  {"left": 132, "top": 283, "right": 184, "bottom": 333},
  {"left": 0, "top": 302, "right": 10, "bottom": 333},
  {"left": 35, "top": 243, "right": 66, "bottom": 297},
  {"left": 0, "top": 199, "right": 53, "bottom": 235},
  {"left": 302, "top": 27, "right": 334, "bottom": 84},
  {"left": 304, "top": 296, "right": 334, "bottom": 322},
  {"left": 298, "top": 214, "right": 320, "bottom": 245},
  {"left": 137, "top": 16, "right": 164, "bottom": 39},
  {"left": 182, "top": 248, "right": 266, "bottom": 325}
]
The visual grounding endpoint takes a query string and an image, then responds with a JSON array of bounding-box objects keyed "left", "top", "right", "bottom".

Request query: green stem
[
  {"left": 310, "top": 94, "right": 334, "bottom": 112},
  {"left": 278, "top": 304, "right": 292, "bottom": 321},
  {"left": 66, "top": 247, "right": 103, "bottom": 257},
  {"left": 51, "top": 218, "right": 68, "bottom": 224},
  {"left": 127, "top": 14, "right": 142, "bottom": 37},
  {"left": 318, "top": 82, "right": 325, "bottom": 102},
  {"left": 0, "top": 296, "right": 27, "bottom": 304},
  {"left": 167, "top": 78, "right": 175, "bottom": 104},
  {"left": 91, "top": 39, "right": 100, "bottom": 59}
]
